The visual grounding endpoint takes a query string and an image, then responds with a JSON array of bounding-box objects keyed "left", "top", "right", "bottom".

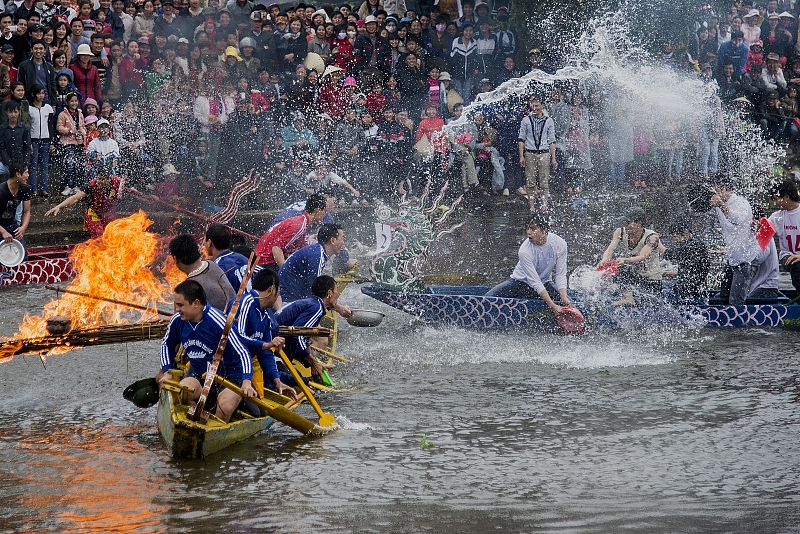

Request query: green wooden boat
[
  {"left": 156, "top": 388, "right": 274, "bottom": 459},
  {"left": 156, "top": 377, "right": 316, "bottom": 459}
]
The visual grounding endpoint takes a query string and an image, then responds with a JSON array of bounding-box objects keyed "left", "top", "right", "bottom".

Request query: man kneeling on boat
[
  {"left": 230, "top": 268, "right": 298, "bottom": 399},
  {"left": 485, "top": 214, "right": 574, "bottom": 314},
  {"left": 276, "top": 275, "right": 341, "bottom": 380},
  {"left": 157, "top": 280, "right": 256, "bottom": 423}
]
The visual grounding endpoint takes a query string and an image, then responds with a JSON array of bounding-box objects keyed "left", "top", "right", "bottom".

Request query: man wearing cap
[
  {"left": 71, "top": 43, "right": 101, "bottom": 103},
  {"left": 16, "top": 39, "right": 56, "bottom": 103},
  {"left": 353, "top": 15, "right": 392, "bottom": 79},
  {"left": 518, "top": 94, "right": 557, "bottom": 211},
  {"left": 758, "top": 90, "right": 787, "bottom": 138},
  {"left": 154, "top": 0, "right": 183, "bottom": 39},
  {"left": 494, "top": 6, "right": 517, "bottom": 57},
  {"left": 0, "top": 44, "right": 17, "bottom": 85},
  {"left": 246, "top": 9, "right": 274, "bottom": 67},
  {"left": 761, "top": 52, "right": 787, "bottom": 93},
  {"left": 717, "top": 29, "right": 749, "bottom": 76},
  {"left": 87, "top": 118, "right": 120, "bottom": 168},
  {"left": 598, "top": 206, "right": 663, "bottom": 305},
  {"left": 707, "top": 176, "right": 762, "bottom": 305}
]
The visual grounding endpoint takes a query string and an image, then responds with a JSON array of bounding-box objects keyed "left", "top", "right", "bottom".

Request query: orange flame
[{"left": 13, "top": 211, "right": 172, "bottom": 343}]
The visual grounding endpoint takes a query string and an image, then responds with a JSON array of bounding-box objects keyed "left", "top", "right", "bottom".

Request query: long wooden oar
[
  {"left": 212, "top": 376, "right": 322, "bottom": 434},
  {"left": 188, "top": 252, "right": 259, "bottom": 422},
  {"left": 311, "top": 345, "right": 354, "bottom": 363},
  {"left": 276, "top": 348, "right": 337, "bottom": 429},
  {"left": 45, "top": 285, "right": 172, "bottom": 316}
]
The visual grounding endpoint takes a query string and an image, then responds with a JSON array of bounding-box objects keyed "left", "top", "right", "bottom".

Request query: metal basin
[{"left": 346, "top": 310, "right": 385, "bottom": 327}]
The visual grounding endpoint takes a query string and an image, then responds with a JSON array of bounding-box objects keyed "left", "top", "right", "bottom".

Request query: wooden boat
[
  {"left": 361, "top": 284, "right": 800, "bottom": 330},
  {"left": 157, "top": 378, "right": 307, "bottom": 459},
  {"left": 0, "top": 244, "right": 75, "bottom": 287}
]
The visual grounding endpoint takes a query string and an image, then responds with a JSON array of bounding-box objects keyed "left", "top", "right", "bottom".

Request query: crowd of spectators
[
  {"left": 688, "top": 0, "right": 800, "bottom": 146},
  {"left": 1, "top": 0, "right": 798, "bottom": 218},
  {"left": 0, "top": 0, "right": 540, "bottom": 209}
]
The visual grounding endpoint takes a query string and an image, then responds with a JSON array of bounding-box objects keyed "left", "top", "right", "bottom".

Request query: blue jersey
[
  {"left": 214, "top": 249, "right": 249, "bottom": 293},
  {"left": 276, "top": 296, "right": 326, "bottom": 361},
  {"left": 231, "top": 290, "right": 281, "bottom": 382},
  {"left": 160, "top": 303, "right": 253, "bottom": 380},
  {"left": 278, "top": 243, "right": 328, "bottom": 303},
  {"left": 270, "top": 203, "right": 350, "bottom": 264}
]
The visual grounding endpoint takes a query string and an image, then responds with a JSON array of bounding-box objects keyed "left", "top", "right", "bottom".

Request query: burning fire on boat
[{"left": 0, "top": 211, "right": 185, "bottom": 363}]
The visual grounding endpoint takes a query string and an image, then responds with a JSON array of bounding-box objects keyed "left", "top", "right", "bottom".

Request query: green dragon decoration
[{"left": 370, "top": 181, "right": 465, "bottom": 292}]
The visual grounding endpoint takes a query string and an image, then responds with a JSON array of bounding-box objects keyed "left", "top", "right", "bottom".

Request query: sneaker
[
  {"left": 516, "top": 187, "right": 527, "bottom": 196},
  {"left": 61, "top": 187, "right": 72, "bottom": 196},
  {"left": 502, "top": 188, "right": 509, "bottom": 196}
]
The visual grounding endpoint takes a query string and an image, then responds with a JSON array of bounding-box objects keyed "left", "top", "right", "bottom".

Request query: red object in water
[
  {"left": 556, "top": 307, "right": 586, "bottom": 334},
  {"left": 596, "top": 261, "right": 619, "bottom": 277},
  {"left": 755, "top": 217, "right": 776, "bottom": 251}
]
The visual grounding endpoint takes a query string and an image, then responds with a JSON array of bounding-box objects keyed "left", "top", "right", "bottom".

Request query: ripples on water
[{"left": 2, "top": 283, "right": 800, "bottom": 533}]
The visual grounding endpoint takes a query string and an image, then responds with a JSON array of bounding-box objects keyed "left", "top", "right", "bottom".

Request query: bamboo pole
[{"left": 44, "top": 285, "right": 173, "bottom": 317}]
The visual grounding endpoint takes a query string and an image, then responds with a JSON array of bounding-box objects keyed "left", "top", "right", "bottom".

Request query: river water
[{"left": 1, "top": 205, "right": 800, "bottom": 533}]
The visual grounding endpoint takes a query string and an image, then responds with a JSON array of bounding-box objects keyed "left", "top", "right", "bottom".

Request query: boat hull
[
  {"left": 361, "top": 285, "right": 800, "bottom": 330},
  {"left": 157, "top": 389, "right": 275, "bottom": 459},
  {"left": 0, "top": 245, "right": 75, "bottom": 287}
]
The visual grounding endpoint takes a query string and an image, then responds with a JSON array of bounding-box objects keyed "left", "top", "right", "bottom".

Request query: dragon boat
[
  {"left": 0, "top": 244, "right": 75, "bottom": 286},
  {"left": 361, "top": 284, "right": 800, "bottom": 330},
  {"left": 156, "top": 376, "right": 313, "bottom": 459}
]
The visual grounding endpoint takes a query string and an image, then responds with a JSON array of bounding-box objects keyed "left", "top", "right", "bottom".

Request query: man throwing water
[{"left": 486, "top": 213, "right": 574, "bottom": 314}]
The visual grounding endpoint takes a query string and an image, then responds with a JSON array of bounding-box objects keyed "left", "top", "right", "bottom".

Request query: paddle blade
[
  {"left": 317, "top": 413, "right": 338, "bottom": 428},
  {"left": 596, "top": 261, "right": 619, "bottom": 277},
  {"left": 556, "top": 308, "right": 586, "bottom": 334},
  {"left": 755, "top": 217, "right": 776, "bottom": 251}
]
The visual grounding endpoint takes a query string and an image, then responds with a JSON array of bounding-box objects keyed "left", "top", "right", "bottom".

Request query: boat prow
[
  {"left": 0, "top": 245, "right": 75, "bottom": 287},
  {"left": 157, "top": 388, "right": 277, "bottom": 459}
]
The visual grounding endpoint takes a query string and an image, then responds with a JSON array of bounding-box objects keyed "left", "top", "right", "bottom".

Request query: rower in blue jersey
[
  {"left": 278, "top": 223, "right": 353, "bottom": 319},
  {"left": 204, "top": 224, "right": 249, "bottom": 293},
  {"left": 276, "top": 275, "right": 341, "bottom": 379},
  {"left": 228, "top": 269, "right": 297, "bottom": 398},
  {"left": 156, "top": 280, "right": 256, "bottom": 423},
  {"left": 269, "top": 189, "right": 357, "bottom": 276}
]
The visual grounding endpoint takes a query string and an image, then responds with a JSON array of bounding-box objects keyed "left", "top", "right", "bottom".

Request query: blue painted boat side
[{"left": 361, "top": 285, "right": 800, "bottom": 330}]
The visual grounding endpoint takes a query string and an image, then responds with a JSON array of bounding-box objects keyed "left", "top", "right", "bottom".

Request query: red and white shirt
[
  {"left": 254, "top": 212, "right": 309, "bottom": 265},
  {"left": 768, "top": 206, "right": 800, "bottom": 260}
]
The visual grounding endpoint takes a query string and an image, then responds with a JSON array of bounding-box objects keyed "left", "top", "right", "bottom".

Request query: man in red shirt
[{"left": 254, "top": 193, "right": 327, "bottom": 270}]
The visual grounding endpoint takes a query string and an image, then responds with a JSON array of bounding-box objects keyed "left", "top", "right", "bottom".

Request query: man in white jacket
[{"left": 709, "top": 175, "right": 762, "bottom": 304}]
